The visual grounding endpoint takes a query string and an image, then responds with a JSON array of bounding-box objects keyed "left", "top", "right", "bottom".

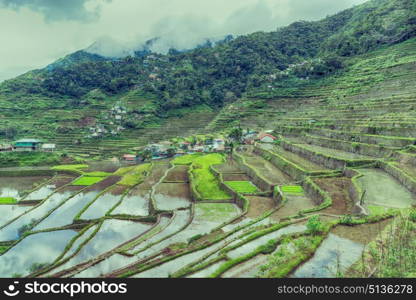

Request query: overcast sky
[{"left": 0, "top": 0, "right": 368, "bottom": 82}]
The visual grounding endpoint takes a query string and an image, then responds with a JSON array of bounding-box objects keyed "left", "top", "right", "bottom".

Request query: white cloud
[{"left": 0, "top": 0, "right": 368, "bottom": 82}]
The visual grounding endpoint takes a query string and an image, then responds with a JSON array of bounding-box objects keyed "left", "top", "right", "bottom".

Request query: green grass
[
  {"left": 172, "top": 153, "right": 204, "bottom": 165},
  {"left": 117, "top": 163, "right": 152, "bottom": 186},
  {"left": 84, "top": 171, "right": 112, "bottom": 177},
  {"left": 71, "top": 176, "right": 104, "bottom": 186},
  {"left": 52, "top": 164, "right": 111, "bottom": 177},
  {"left": 0, "top": 152, "right": 62, "bottom": 167},
  {"left": 225, "top": 181, "right": 258, "bottom": 194},
  {"left": 0, "top": 197, "right": 17, "bottom": 204},
  {"left": 196, "top": 203, "right": 239, "bottom": 222},
  {"left": 192, "top": 154, "right": 232, "bottom": 200},
  {"left": 52, "top": 164, "right": 88, "bottom": 174},
  {"left": 113, "top": 166, "right": 136, "bottom": 176},
  {"left": 281, "top": 185, "right": 304, "bottom": 195}
]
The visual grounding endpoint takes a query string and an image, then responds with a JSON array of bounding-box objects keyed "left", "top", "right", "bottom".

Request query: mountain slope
[{"left": 0, "top": 0, "right": 415, "bottom": 157}]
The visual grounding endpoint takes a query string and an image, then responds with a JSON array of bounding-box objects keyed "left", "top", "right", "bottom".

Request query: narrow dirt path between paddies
[
  {"left": 314, "top": 177, "right": 353, "bottom": 215},
  {"left": 259, "top": 144, "right": 329, "bottom": 172},
  {"left": 358, "top": 168, "right": 416, "bottom": 208},
  {"left": 163, "top": 165, "right": 189, "bottom": 182},
  {"left": 139, "top": 162, "right": 171, "bottom": 190},
  {"left": 238, "top": 150, "right": 291, "bottom": 185}
]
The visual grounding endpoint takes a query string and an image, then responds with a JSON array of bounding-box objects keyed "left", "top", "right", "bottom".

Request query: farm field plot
[
  {"left": 238, "top": 151, "right": 291, "bottom": 185},
  {"left": 222, "top": 173, "right": 251, "bottom": 181},
  {"left": 0, "top": 205, "right": 31, "bottom": 227},
  {"left": 225, "top": 181, "right": 259, "bottom": 194},
  {"left": 137, "top": 163, "right": 170, "bottom": 190},
  {"left": 260, "top": 144, "right": 328, "bottom": 172},
  {"left": 272, "top": 194, "right": 316, "bottom": 221},
  {"left": 314, "top": 177, "right": 353, "bottom": 215},
  {"left": 293, "top": 144, "right": 372, "bottom": 160},
  {"left": 292, "top": 233, "right": 365, "bottom": 278},
  {"left": 0, "top": 176, "right": 51, "bottom": 201},
  {"left": 22, "top": 176, "right": 75, "bottom": 201},
  {"left": 0, "top": 186, "right": 84, "bottom": 241},
  {"left": 0, "top": 229, "right": 78, "bottom": 277},
  {"left": 245, "top": 196, "right": 276, "bottom": 218},
  {"left": 32, "top": 188, "right": 101, "bottom": 231},
  {"left": 357, "top": 169, "right": 416, "bottom": 208},
  {"left": 79, "top": 185, "right": 129, "bottom": 220},
  {"left": 111, "top": 187, "right": 149, "bottom": 216},
  {"left": 129, "top": 209, "right": 191, "bottom": 255},
  {"left": 127, "top": 204, "right": 240, "bottom": 276},
  {"left": 226, "top": 223, "right": 307, "bottom": 260},
  {"left": 153, "top": 183, "right": 191, "bottom": 211},
  {"left": 49, "top": 220, "right": 153, "bottom": 276},
  {"left": 212, "top": 161, "right": 243, "bottom": 174},
  {"left": 163, "top": 165, "right": 189, "bottom": 182},
  {"left": 221, "top": 255, "right": 269, "bottom": 278}
]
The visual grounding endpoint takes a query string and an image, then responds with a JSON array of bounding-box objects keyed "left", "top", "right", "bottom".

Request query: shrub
[{"left": 306, "top": 215, "right": 324, "bottom": 235}]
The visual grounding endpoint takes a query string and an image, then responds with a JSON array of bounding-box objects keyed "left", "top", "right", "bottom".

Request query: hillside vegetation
[{"left": 0, "top": 0, "right": 415, "bottom": 158}]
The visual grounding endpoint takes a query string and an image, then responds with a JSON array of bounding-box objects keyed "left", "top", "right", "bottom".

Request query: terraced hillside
[
  {"left": 0, "top": 0, "right": 415, "bottom": 278},
  {"left": 0, "top": 119, "right": 415, "bottom": 278},
  {"left": 1, "top": 39, "right": 416, "bottom": 278}
]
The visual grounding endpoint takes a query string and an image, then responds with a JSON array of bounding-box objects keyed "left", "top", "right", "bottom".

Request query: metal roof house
[
  {"left": 13, "top": 139, "right": 43, "bottom": 151},
  {"left": 41, "top": 144, "right": 56, "bottom": 152}
]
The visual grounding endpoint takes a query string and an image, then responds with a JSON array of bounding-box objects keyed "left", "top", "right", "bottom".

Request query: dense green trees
[{"left": 1, "top": 0, "right": 414, "bottom": 116}]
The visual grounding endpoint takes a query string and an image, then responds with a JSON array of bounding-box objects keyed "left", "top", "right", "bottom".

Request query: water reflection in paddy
[
  {"left": 51, "top": 220, "right": 152, "bottom": 274},
  {"left": 0, "top": 229, "right": 77, "bottom": 277},
  {"left": 24, "top": 176, "right": 75, "bottom": 201},
  {"left": 292, "top": 233, "right": 364, "bottom": 278},
  {"left": 154, "top": 183, "right": 191, "bottom": 211},
  {"left": 112, "top": 187, "right": 149, "bottom": 216},
  {"left": 0, "top": 186, "right": 83, "bottom": 241},
  {"left": 80, "top": 186, "right": 127, "bottom": 220},
  {"left": 33, "top": 191, "right": 100, "bottom": 231},
  {"left": 0, "top": 176, "right": 50, "bottom": 200}
]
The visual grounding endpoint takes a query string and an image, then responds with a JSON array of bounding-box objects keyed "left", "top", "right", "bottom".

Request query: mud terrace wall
[
  {"left": 303, "top": 135, "right": 395, "bottom": 158},
  {"left": 379, "top": 161, "right": 416, "bottom": 194},
  {"left": 253, "top": 146, "right": 306, "bottom": 181},
  {"left": 232, "top": 151, "right": 274, "bottom": 192},
  {"left": 211, "top": 165, "right": 250, "bottom": 211},
  {"left": 344, "top": 169, "right": 368, "bottom": 215},
  {"left": 0, "top": 168, "right": 56, "bottom": 177},
  {"left": 187, "top": 163, "right": 202, "bottom": 202},
  {"left": 281, "top": 140, "right": 347, "bottom": 170}
]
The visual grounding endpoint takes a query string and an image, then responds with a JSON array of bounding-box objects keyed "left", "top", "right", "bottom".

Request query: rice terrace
[{"left": 0, "top": 0, "right": 416, "bottom": 282}]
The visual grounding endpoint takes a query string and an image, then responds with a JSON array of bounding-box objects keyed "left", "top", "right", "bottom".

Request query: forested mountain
[{"left": 1, "top": 0, "right": 415, "bottom": 116}]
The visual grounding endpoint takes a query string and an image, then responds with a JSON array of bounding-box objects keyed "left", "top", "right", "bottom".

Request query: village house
[
  {"left": 41, "top": 144, "right": 56, "bottom": 152},
  {"left": 123, "top": 154, "right": 137, "bottom": 162},
  {"left": 13, "top": 139, "right": 43, "bottom": 151},
  {"left": 212, "top": 138, "right": 225, "bottom": 152},
  {"left": 0, "top": 143, "right": 13, "bottom": 152},
  {"left": 257, "top": 133, "right": 277, "bottom": 143},
  {"left": 179, "top": 141, "right": 191, "bottom": 151},
  {"left": 243, "top": 130, "right": 258, "bottom": 145}
]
